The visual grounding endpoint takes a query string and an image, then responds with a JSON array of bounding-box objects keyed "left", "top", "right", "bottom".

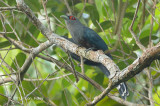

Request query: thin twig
[
  {"left": 80, "top": 56, "right": 85, "bottom": 74},
  {"left": 1, "top": 13, "right": 21, "bottom": 41},
  {"left": 67, "top": 51, "right": 79, "bottom": 82},
  {"left": 142, "top": 0, "right": 159, "bottom": 25},
  {"left": 63, "top": 0, "right": 72, "bottom": 14},
  {"left": 129, "top": 0, "right": 146, "bottom": 51},
  {"left": 148, "top": 0, "right": 155, "bottom": 48},
  {"left": 146, "top": 68, "right": 154, "bottom": 106},
  {"left": 25, "top": 71, "right": 57, "bottom": 99},
  {"left": 12, "top": 0, "right": 160, "bottom": 105},
  {"left": 78, "top": 0, "right": 87, "bottom": 18},
  {"left": 63, "top": 71, "right": 90, "bottom": 102},
  {"left": 114, "top": 0, "right": 128, "bottom": 35},
  {"left": 0, "top": 32, "right": 14, "bottom": 34},
  {"left": 41, "top": 0, "right": 52, "bottom": 31},
  {"left": 87, "top": 82, "right": 113, "bottom": 105},
  {"left": 24, "top": 73, "right": 73, "bottom": 81},
  {"left": 0, "top": 7, "right": 17, "bottom": 11}
]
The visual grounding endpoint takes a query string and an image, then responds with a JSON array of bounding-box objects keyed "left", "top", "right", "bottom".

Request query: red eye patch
[{"left": 69, "top": 16, "right": 76, "bottom": 20}]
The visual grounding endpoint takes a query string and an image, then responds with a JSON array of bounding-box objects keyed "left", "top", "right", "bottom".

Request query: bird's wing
[{"left": 84, "top": 27, "right": 109, "bottom": 51}]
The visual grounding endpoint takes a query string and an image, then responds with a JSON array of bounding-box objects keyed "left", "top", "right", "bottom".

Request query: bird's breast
[
  {"left": 79, "top": 39, "right": 92, "bottom": 48},
  {"left": 67, "top": 24, "right": 93, "bottom": 48},
  {"left": 73, "top": 37, "right": 93, "bottom": 49}
]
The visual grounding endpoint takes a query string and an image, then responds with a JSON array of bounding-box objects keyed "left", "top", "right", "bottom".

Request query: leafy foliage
[{"left": 0, "top": 0, "right": 160, "bottom": 105}]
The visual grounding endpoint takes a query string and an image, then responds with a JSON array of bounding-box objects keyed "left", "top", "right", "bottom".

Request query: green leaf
[
  {"left": 124, "top": 12, "right": 135, "bottom": 20},
  {"left": 62, "top": 79, "right": 70, "bottom": 88},
  {"left": 0, "top": 41, "right": 11, "bottom": 48},
  {"left": 11, "top": 52, "right": 26, "bottom": 70},
  {"left": 75, "top": 3, "right": 89, "bottom": 11},
  {"left": 95, "top": 0, "right": 103, "bottom": 16},
  {"left": 18, "top": 81, "right": 42, "bottom": 98},
  {"left": 140, "top": 36, "right": 158, "bottom": 46},
  {"left": 21, "top": 25, "right": 39, "bottom": 47},
  {"left": 0, "top": 86, "right": 7, "bottom": 105},
  {"left": 96, "top": 20, "right": 114, "bottom": 32},
  {"left": 85, "top": 5, "right": 99, "bottom": 27},
  {"left": 0, "top": 95, "right": 7, "bottom": 105},
  {"left": 132, "top": 36, "right": 158, "bottom": 50},
  {"left": 75, "top": 3, "right": 99, "bottom": 27},
  {"left": 106, "top": 0, "right": 118, "bottom": 13},
  {"left": 37, "top": 32, "right": 47, "bottom": 42},
  {"left": 36, "top": 103, "right": 48, "bottom": 106},
  {"left": 28, "top": 100, "right": 36, "bottom": 106},
  {"left": 62, "top": 88, "right": 72, "bottom": 106},
  {"left": 55, "top": 26, "right": 68, "bottom": 36},
  {"left": 48, "top": 80, "right": 62, "bottom": 99},
  {"left": 24, "top": 0, "right": 41, "bottom": 12},
  {"left": 95, "top": 73, "right": 104, "bottom": 85}
]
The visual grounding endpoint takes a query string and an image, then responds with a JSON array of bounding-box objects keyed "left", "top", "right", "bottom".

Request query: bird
[{"left": 61, "top": 15, "right": 129, "bottom": 99}]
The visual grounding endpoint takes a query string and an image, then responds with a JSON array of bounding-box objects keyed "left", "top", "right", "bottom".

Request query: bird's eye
[{"left": 69, "top": 16, "right": 76, "bottom": 20}]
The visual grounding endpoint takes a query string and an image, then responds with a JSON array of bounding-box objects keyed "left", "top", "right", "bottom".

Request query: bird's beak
[{"left": 60, "top": 15, "right": 68, "bottom": 20}]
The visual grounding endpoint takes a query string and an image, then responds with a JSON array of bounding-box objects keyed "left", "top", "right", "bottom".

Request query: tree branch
[
  {"left": 0, "top": 7, "right": 17, "bottom": 11},
  {"left": 14, "top": 0, "right": 160, "bottom": 105},
  {"left": 88, "top": 43, "right": 160, "bottom": 105},
  {"left": 129, "top": 0, "right": 146, "bottom": 51}
]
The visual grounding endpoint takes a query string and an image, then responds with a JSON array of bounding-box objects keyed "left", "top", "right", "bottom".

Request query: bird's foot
[
  {"left": 97, "top": 50, "right": 104, "bottom": 54},
  {"left": 85, "top": 47, "right": 95, "bottom": 52}
]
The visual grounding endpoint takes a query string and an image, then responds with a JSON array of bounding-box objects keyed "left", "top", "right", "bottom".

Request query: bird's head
[
  {"left": 60, "top": 15, "right": 81, "bottom": 26},
  {"left": 60, "top": 15, "right": 76, "bottom": 20}
]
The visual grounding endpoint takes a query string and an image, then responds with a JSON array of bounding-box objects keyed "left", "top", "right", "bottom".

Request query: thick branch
[
  {"left": 15, "top": 0, "right": 119, "bottom": 80},
  {"left": 88, "top": 43, "right": 160, "bottom": 105},
  {"left": 15, "top": 0, "right": 160, "bottom": 105},
  {"left": 0, "top": 34, "right": 142, "bottom": 105}
]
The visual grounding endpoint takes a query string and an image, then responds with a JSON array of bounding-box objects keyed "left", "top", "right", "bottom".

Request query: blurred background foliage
[{"left": 0, "top": 0, "right": 160, "bottom": 105}]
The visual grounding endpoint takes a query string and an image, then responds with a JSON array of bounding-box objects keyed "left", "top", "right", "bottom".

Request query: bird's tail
[
  {"left": 98, "top": 64, "right": 129, "bottom": 100},
  {"left": 116, "top": 82, "right": 129, "bottom": 100}
]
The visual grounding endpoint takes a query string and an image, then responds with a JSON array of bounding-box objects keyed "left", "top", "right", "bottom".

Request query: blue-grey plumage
[
  {"left": 61, "top": 15, "right": 109, "bottom": 51},
  {"left": 84, "top": 27, "right": 109, "bottom": 51},
  {"left": 61, "top": 15, "right": 129, "bottom": 99}
]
